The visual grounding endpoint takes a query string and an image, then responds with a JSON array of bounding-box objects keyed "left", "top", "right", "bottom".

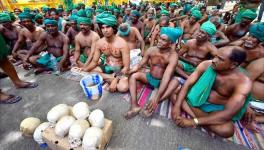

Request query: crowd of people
[{"left": 0, "top": 0, "right": 263, "bottom": 138}]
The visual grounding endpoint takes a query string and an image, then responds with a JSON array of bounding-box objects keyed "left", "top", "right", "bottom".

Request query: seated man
[
  {"left": 130, "top": 10, "right": 143, "bottom": 32},
  {"left": 209, "top": 16, "right": 229, "bottom": 48},
  {"left": 230, "top": 23, "right": 264, "bottom": 67},
  {"left": 24, "top": 19, "right": 69, "bottom": 73},
  {"left": 81, "top": 12, "right": 130, "bottom": 93},
  {"left": 172, "top": 46, "right": 252, "bottom": 138},
  {"left": 246, "top": 58, "right": 264, "bottom": 124},
  {"left": 180, "top": 9, "right": 202, "bottom": 44},
  {"left": 225, "top": 9, "right": 257, "bottom": 43},
  {"left": 141, "top": 8, "right": 157, "bottom": 43},
  {"left": 176, "top": 21, "right": 218, "bottom": 79},
  {"left": 73, "top": 17, "right": 100, "bottom": 68},
  {"left": 117, "top": 23, "right": 145, "bottom": 56},
  {"left": 125, "top": 27, "right": 183, "bottom": 119},
  {"left": 12, "top": 12, "right": 45, "bottom": 65},
  {"left": 66, "top": 15, "right": 79, "bottom": 53}
]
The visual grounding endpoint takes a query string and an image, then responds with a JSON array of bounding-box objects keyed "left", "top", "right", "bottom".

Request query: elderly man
[
  {"left": 66, "top": 15, "right": 79, "bottom": 51},
  {"left": 24, "top": 19, "right": 69, "bottom": 73},
  {"left": 73, "top": 17, "right": 100, "bottom": 68},
  {"left": 12, "top": 12, "right": 45, "bottom": 65},
  {"left": 141, "top": 8, "right": 157, "bottom": 42},
  {"left": 230, "top": 23, "right": 264, "bottom": 67},
  {"left": 172, "top": 46, "right": 252, "bottom": 138},
  {"left": 180, "top": 9, "right": 202, "bottom": 43},
  {"left": 176, "top": 21, "right": 218, "bottom": 79},
  {"left": 117, "top": 23, "right": 145, "bottom": 56},
  {"left": 225, "top": 9, "right": 257, "bottom": 43},
  {"left": 124, "top": 27, "right": 183, "bottom": 119},
  {"left": 130, "top": 10, "right": 143, "bottom": 32},
  {"left": 82, "top": 12, "right": 130, "bottom": 93}
]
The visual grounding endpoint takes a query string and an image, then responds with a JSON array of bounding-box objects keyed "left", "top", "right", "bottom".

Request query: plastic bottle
[{"left": 49, "top": 54, "right": 60, "bottom": 75}]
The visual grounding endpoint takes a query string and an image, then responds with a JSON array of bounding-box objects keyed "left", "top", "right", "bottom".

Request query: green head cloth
[
  {"left": 42, "top": 6, "right": 50, "bottom": 13},
  {"left": 241, "top": 9, "right": 257, "bottom": 21},
  {"left": 169, "top": 3, "right": 177, "bottom": 8},
  {"left": 44, "top": 19, "right": 58, "bottom": 26},
  {"left": 0, "top": 13, "right": 11, "bottom": 23},
  {"left": 160, "top": 27, "right": 183, "bottom": 43},
  {"left": 249, "top": 23, "right": 264, "bottom": 42},
  {"left": 96, "top": 9, "right": 104, "bottom": 13},
  {"left": 96, "top": 12, "right": 117, "bottom": 27},
  {"left": 118, "top": 23, "right": 131, "bottom": 36},
  {"left": 77, "top": 17, "right": 92, "bottom": 25},
  {"left": 34, "top": 14, "right": 43, "bottom": 21},
  {"left": 85, "top": 8, "right": 93, "bottom": 18},
  {"left": 183, "top": 3, "right": 192, "bottom": 14},
  {"left": 201, "top": 21, "right": 217, "bottom": 36},
  {"left": 77, "top": 3, "right": 85, "bottom": 8},
  {"left": 77, "top": 9, "right": 86, "bottom": 17},
  {"left": 18, "top": 12, "right": 33, "bottom": 21},
  {"left": 191, "top": 9, "right": 202, "bottom": 21},
  {"left": 131, "top": 10, "right": 140, "bottom": 18},
  {"left": 114, "top": 9, "right": 121, "bottom": 14},
  {"left": 69, "top": 15, "right": 78, "bottom": 22},
  {"left": 57, "top": 8, "right": 63, "bottom": 13},
  {"left": 23, "top": 7, "right": 30, "bottom": 13},
  {"left": 160, "top": 9, "right": 169, "bottom": 17}
]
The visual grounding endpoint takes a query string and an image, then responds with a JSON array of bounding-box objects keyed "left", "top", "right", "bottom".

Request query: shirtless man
[
  {"left": 180, "top": 9, "right": 202, "bottom": 43},
  {"left": 230, "top": 23, "right": 264, "bottom": 67},
  {"left": 73, "top": 17, "right": 100, "bottom": 68},
  {"left": 12, "top": 12, "right": 45, "bottom": 64},
  {"left": 141, "top": 8, "right": 157, "bottom": 42},
  {"left": 82, "top": 12, "right": 130, "bottom": 93},
  {"left": 24, "top": 19, "right": 69, "bottom": 73},
  {"left": 150, "top": 16, "right": 175, "bottom": 47},
  {"left": 117, "top": 23, "right": 145, "bottom": 56},
  {"left": 66, "top": 15, "right": 79, "bottom": 51},
  {"left": 50, "top": 9, "right": 67, "bottom": 33},
  {"left": 198, "top": 6, "right": 208, "bottom": 24},
  {"left": 172, "top": 46, "right": 252, "bottom": 138},
  {"left": 225, "top": 9, "right": 257, "bottom": 43},
  {"left": 177, "top": 21, "right": 218, "bottom": 79},
  {"left": 0, "top": 13, "right": 20, "bottom": 54},
  {"left": 124, "top": 27, "right": 183, "bottom": 119},
  {"left": 130, "top": 10, "right": 143, "bottom": 32},
  {"left": 246, "top": 58, "right": 264, "bottom": 123}
]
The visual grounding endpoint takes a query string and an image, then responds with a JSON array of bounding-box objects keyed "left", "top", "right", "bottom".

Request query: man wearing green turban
[
  {"left": 25, "top": 18, "right": 69, "bottom": 73},
  {"left": 82, "top": 13, "right": 130, "bottom": 93},
  {"left": 23, "top": 7, "right": 31, "bottom": 14},
  {"left": 249, "top": 23, "right": 264, "bottom": 43},
  {"left": 236, "top": 9, "right": 257, "bottom": 23},
  {"left": 182, "top": 3, "right": 192, "bottom": 15},
  {"left": 77, "top": 9, "right": 87, "bottom": 17},
  {"left": 160, "top": 9, "right": 169, "bottom": 17},
  {"left": 18, "top": 12, "right": 33, "bottom": 21},
  {"left": 177, "top": 21, "right": 218, "bottom": 78},
  {"left": 73, "top": 16, "right": 99, "bottom": 67},
  {"left": 42, "top": 6, "right": 50, "bottom": 14},
  {"left": 130, "top": 10, "right": 142, "bottom": 32},
  {"left": 34, "top": 14, "right": 43, "bottom": 26},
  {"left": 124, "top": 26, "right": 181, "bottom": 119},
  {"left": 96, "top": 12, "right": 117, "bottom": 27},
  {"left": 85, "top": 8, "right": 93, "bottom": 18},
  {"left": 0, "top": 13, "right": 11, "bottom": 23},
  {"left": 66, "top": 15, "right": 79, "bottom": 50}
]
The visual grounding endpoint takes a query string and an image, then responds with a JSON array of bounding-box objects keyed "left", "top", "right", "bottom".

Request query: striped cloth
[{"left": 123, "top": 84, "right": 264, "bottom": 150}]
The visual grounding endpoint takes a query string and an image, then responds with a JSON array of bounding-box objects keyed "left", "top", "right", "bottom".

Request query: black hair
[
  {"left": 50, "top": 8, "right": 59, "bottom": 15},
  {"left": 200, "top": 6, "right": 207, "bottom": 11},
  {"left": 98, "top": 23, "right": 118, "bottom": 34},
  {"left": 229, "top": 48, "right": 247, "bottom": 65}
]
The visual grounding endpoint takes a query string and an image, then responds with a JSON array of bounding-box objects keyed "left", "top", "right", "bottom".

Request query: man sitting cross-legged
[
  {"left": 172, "top": 46, "right": 252, "bottom": 138},
  {"left": 125, "top": 27, "right": 183, "bottom": 119}
]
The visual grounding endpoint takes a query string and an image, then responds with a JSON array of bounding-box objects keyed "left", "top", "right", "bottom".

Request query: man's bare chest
[{"left": 213, "top": 75, "right": 235, "bottom": 97}]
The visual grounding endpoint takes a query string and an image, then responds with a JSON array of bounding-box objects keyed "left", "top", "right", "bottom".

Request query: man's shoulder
[{"left": 36, "top": 26, "right": 45, "bottom": 32}]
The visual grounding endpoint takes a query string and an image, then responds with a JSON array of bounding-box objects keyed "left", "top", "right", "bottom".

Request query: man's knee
[
  {"left": 117, "top": 78, "right": 129, "bottom": 93},
  {"left": 210, "top": 122, "right": 234, "bottom": 138}
]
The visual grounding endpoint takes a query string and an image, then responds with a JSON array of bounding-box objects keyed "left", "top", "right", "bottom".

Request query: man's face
[
  {"left": 244, "top": 35, "right": 259, "bottom": 49},
  {"left": 21, "top": 19, "right": 34, "bottom": 29},
  {"left": 189, "top": 16, "right": 196, "bottom": 24},
  {"left": 196, "top": 30, "right": 209, "bottom": 42},
  {"left": 79, "top": 23, "right": 91, "bottom": 33},
  {"left": 50, "top": 12, "right": 59, "bottom": 20},
  {"left": 240, "top": 18, "right": 252, "bottom": 27},
  {"left": 36, "top": 19, "right": 43, "bottom": 25},
  {"left": 212, "top": 49, "right": 233, "bottom": 71},
  {"left": 14, "top": 9, "right": 21, "bottom": 15},
  {"left": 159, "top": 19, "right": 168, "bottom": 27},
  {"left": 70, "top": 21, "right": 77, "bottom": 29},
  {"left": 157, "top": 34, "right": 170, "bottom": 49},
  {"left": 46, "top": 24, "right": 58, "bottom": 35},
  {"left": 2, "top": 22, "right": 12, "bottom": 29},
  {"left": 62, "top": 12, "right": 68, "bottom": 20},
  {"left": 125, "top": 10, "right": 131, "bottom": 15},
  {"left": 101, "top": 24, "right": 114, "bottom": 38},
  {"left": 147, "top": 10, "right": 155, "bottom": 19},
  {"left": 131, "top": 15, "right": 138, "bottom": 23},
  {"left": 201, "top": 8, "right": 206, "bottom": 14}
]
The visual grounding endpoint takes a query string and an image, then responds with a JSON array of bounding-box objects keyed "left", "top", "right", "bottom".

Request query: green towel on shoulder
[{"left": 187, "top": 65, "right": 251, "bottom": 121}]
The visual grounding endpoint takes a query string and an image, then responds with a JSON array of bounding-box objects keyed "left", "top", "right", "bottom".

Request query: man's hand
[
  {"left": 58, "top": 62, "right": 65, "bottom": 72},
  {"left": 244, "top": 106, "right": 256, "bottom": 124},
  {"left": 109, "top": 78, "right": 118, "bottom": 92},
  {"left": 175, "top": 116, "right": 196, "bottom": 128},
  {"left": 129, "top": 64, "right": 140, "bottom": 75}
]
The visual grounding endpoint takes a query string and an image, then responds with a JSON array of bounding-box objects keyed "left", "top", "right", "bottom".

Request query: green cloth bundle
[
  {"left": 77, "top": 17, "right": 92, "bottom": 25},
  {"left": 77, "top": 9, "right": 86, "bottom": 17},
  {"left": 96, "top": 12, "right": 117, "bottom": 27},
  {"left": 200, "top": 21, "right": 217, "bottom": 36},
  {"left": 160, "top": 27, "right": 183, "bottom": 43},
  {"left": 44, "top": 19, "right": 58, "bottom": 26},
  {"left": 0, "top": 13, "right": 11, "bottom": 23},
  {"left": 249, "top": 23, "right": 264, "bottom": 42},
  {"left": 190, "top": 9, "right": 202, "bottom": 21}
]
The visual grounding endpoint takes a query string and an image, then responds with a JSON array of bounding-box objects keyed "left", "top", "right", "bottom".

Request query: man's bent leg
[
  {"left": 117, "top": 77, "right": 129, "bottom": 93},
  {"left": 125, "top": 72, "right": 148, "bottom": 119}
]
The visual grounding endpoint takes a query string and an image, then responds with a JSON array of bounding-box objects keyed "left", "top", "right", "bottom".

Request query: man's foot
[
  {"left": 243, "top": 121, "right": 262, "bottom": 133},
  {"left": 0, "top": 94, "right": 22, "bottom": 104},
  {"left": 142, "top": 100, "right": 158, "bottom": 118},
  {"left": 15, "top": 82, "right": 38, "bottom": 89},
  {"left": 124, "top": 106, "right": 142, "bottom": 119},
  {"left": 256, "top": 116, "right": 264, "bottom": 123}
]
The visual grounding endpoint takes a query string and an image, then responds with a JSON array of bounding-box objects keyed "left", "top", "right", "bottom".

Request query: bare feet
[
  {"left": 142, "top": 100, "right": 158, "bottom": 117},
  {"left": 242, "top": 121, "right": 262, "bottom": 133},
  {"left": 15, "top": 81, "right": 38, "bottom": 89},
  {"left": 124, "top": 106, "right": 142, "bottom": 119}
]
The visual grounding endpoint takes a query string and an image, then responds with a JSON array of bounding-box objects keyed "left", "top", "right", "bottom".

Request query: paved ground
[{"left": 0, "top": 68, "right": 249, "bottom": 150}]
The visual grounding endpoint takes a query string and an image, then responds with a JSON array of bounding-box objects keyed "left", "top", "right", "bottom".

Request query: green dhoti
[
  {"left": 0, "top": 34, "right": 8, "bottom": 61},
  {"left": 187, "top": 65, "right": 251, "bottom": 121},
  {"left": 179, "top": 60, "right": 196, "bottom": 73},
  {"left": 36, "top": 53, "right": 62, "bottom": 70},
  {"left": 146, "top": 73, "right": 161, "bottom": 88},
  {"left": 80, "top": 54, "right": 88, "bottom": 64}
]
